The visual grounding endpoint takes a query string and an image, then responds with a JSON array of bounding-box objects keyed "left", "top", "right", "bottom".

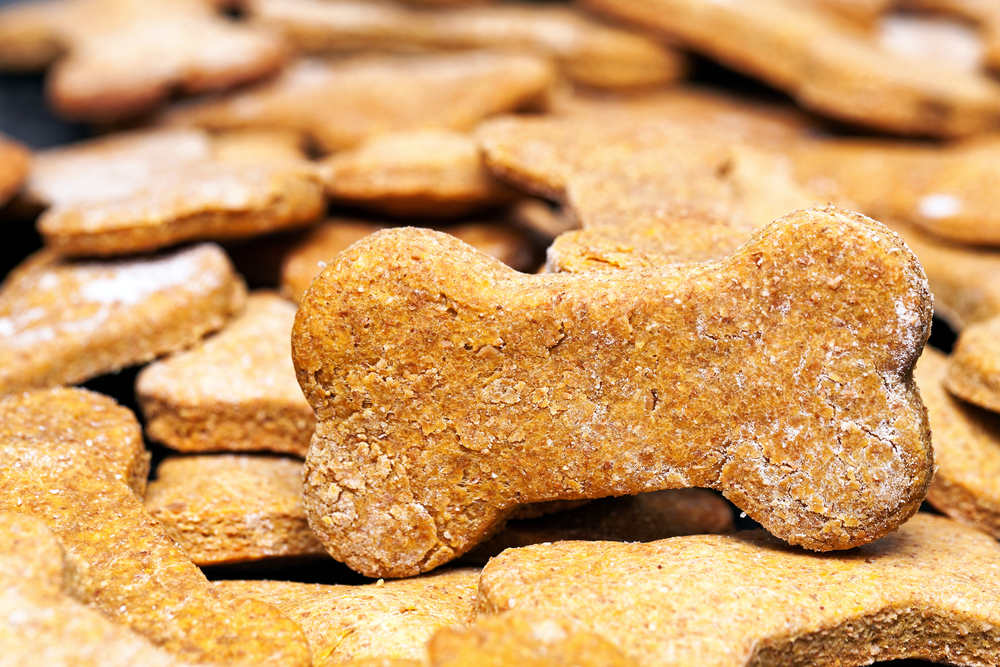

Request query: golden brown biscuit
[
  {"left": 294, "top": 206, "right": 933, "bottom": 577},
  {"left": 900, "top": 0, "right": 1000, "bottom": 72},
  {"left": 0, "top": 512, "right": 203, "bottom": 667},
  {"left": 162, "top": 52, "right": 555, "bottom": 155},
  {"left": 477, "top": 513, "right": 1000, "bottom": 666},
  {"left": 280, "top": 218, "right": 535, "bottom": 303},
  {"left": 249, "top": 0, "right": 685, "bottom": 90},
  {"left": 0, "top": 133, "right": 30, "bottom": 208},
  {"left": 0, "top": 243, "right": 246, "bottom": 396},
  {"left": 0, "top": 387, "right": 310, "bottom": 665},
  {"left": 582, "top": 0, "right": 1000, "bottom": 137},
  {"left": 322, "top": 129, "right": 518, "bottom": 218},
  {"left": 791, "top": 134, "right": 1000, "bottom": 245},
  {"left": 917, "top": 347, "right": 1000, "bottom": 538},
  {"left": 215, "top": 568, "right": 479, "bottom": 665},
  {"left": 883, "top": 218, "right": 1000, "bottom": 331},
  {"left": 946, "top": 315, "right": 1000, "bottom": 412},
  {"left": 807, "top": 0, "right": 892, "bottom": 28},
  {"left": 464, "top": 489, "right": 734, "bottom": 564},
  {"left": 146, "top": 454, "right": 326, "bottom": 566},
  {"left": 878, "top": 12, "right": 985, "bottom": 73},
  {"left": 29, "top": 128, "right": 324, "bottom": 257},
  {"left": 507, "top": 199, "right": 577, "bottom": 240},
  {"left": 0, "top": 0, "right": 287, "bottom": 122},
  {"left": 137, "top": 291, "right": 314, "bottom": 456},
  {"left": 429, "top": 612, "right": 639, "bottom": 667}
]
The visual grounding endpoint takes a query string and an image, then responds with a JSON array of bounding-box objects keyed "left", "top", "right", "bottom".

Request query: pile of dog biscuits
[{"left": 3, "top": 0, "right": 1000, "bottom": 665}]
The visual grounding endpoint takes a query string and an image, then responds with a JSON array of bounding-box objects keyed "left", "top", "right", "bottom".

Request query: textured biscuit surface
[
  {"left": 138, "top": 292, "right": 314, "bottom": 456},
  {"left": 0, "top": 243, "right": 246, "bottom": 396},
  {"left": 0, "top": 0, "right": 287, "bottom": 122},
  {"left": 215, "top": 568, "right": 479, "bottom": 665},
  {"left": 0, "top": 388, "right": 311, "bottom": 665},
  {"left": 946, "top": 315, "right": 1000, "bottom": 412},
  {"left": 321, "top": 129, "right": 517, "bottom": 218},
  {"left": 164, "top": 52, "right": 555, "bottom": 154},
  {"left": 0, "top": 133, "right": 30, "bottom": 207},
  {"left": 294, "top": 206, "right": 933, "bottom": 577},
  {"left": 146, "top": 454, "right": 326, "bottom": 566},
  {"left": 478, "top": 513, "right": 1000, "bottom": 667},
  {"left": 250, "top": 0, "right": 685, "bottom": 90},
  {"left": 583, "top": 0, "right": 1000, "bottom": 136}
]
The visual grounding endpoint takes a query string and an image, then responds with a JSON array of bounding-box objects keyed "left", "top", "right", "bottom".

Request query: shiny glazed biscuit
[
  {"left": 163, "top": 52, "right": 555, "bottom": 154},
  {"left": 429, "top": 612, "right": 639, "bottom": 667},
  {"left": 582, "top": 0, "right": 1000, "bottom": 137},
  {"left": 0, "top": 512, "right": 202, "bottom": 667},
  {"left": 0, "top": 133, "right": 30, "bottom": 208},
  {"left": 791, "top": 135, "right": 1000, "bottom": 245},
  {"left": 946, "top": 315, "right": 1000, "bottom": 412},
  {"left": 249, "top": 0, "right": 685, "bottom": 90},
  {"left": 280, "top": 218, "right": 535, "bottom": 303},
  {"left": 137, "top": 292, "right": 314, "bottom": 456},
  {"left": 917, "top": 348, "right": 1000, "bottom": 538},
  {"left": 215, "top": 568, "right": 479, "bottom": 665},
  {"left": 0, "top": 388, "right": 311, "bottom": 665},
  {"left": 321, "top": 129, "right": 518, "bottom": 218},
  {"left": 883, "top": 218, "right": 1000, "bottom": 331},
  {"left": 293, "top": 206, "right": 933, "bottom": 578},
  {"left": 477, "top": 513, "right": 1000, "bottom": 666},
  {"left": 0, "top": 243, "right": 246, "bottom": 396},
  {"left": 463, "top": 489, "right": 734, "bottom": 564},
  {"left": 0, "top": 0, "right": 287, "bottom": 122},
  {"left": 146, "top": 454, "right": 326, "bottom": 566}
]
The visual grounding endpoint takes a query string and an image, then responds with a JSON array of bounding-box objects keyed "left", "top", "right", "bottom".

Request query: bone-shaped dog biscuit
[
  {"left": 0, "top": 387, "right": 311, "bottom": 665},
  {"left": 293, "top": 205, "right": 933, "bottom": 577},
  {"left": 477, "top": 513, "right": 1000, "bottom": 667}
]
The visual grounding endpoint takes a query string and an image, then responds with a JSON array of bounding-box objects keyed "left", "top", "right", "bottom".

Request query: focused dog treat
[
  {"left": 0, "top": 133, "right": 29, "bottom": 207},
  {"left": 0, "top": 243, "right": 246, "bottom": 396},
  {"left": 0, "top": 0, "right": 287, "bottom": 122},
  {"left": 249, "top": 0, "right": 685, "bottom": 90},
  {"left": 478, "top": 513, "right": 1000, "bottom": 666},
  {"left": 215, "top": 568, "right": 479, "bottom": 665},
  {"left": 582, "top": 0, "right": 1000, "bottom": 136},
  {"left": 163, "top": 52, "right": 555, "bottom": 155},
  {"left": 428, "top": 612, "right": 638, "bottom": 667},
  {"left": 916, "top": 347, "right": 1000, "bottom": 537},
  {"left": 294, "top": 206, "right": 933, "bottom": 578},
  {"left": 791, "top": 134, "right": 1000, "bottom": 245},
  {"left": 321, "top": 129, "right": 518, "bottom": 218},
  {"left": 464, "top": 489, "right": 734, "bottom": 564},
  {"left": 0, "top": 388, "right": 311, "bottom": 665},
  {"left": 946, "top": 315, "right": 1000, "bottom": 412},
  {"left": 146, "top": 454, "right": 326, "bottom": 565},
  {"left": 138, "top": 292, "right": 314, "bottom": 456},
  {"left": 0, "top": 512, "right": 202, "bottom": 667}
]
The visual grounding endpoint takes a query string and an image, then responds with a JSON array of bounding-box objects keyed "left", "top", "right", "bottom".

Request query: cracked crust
[{"left": 294, "top": 205, "right": 933, "bottom": 577}]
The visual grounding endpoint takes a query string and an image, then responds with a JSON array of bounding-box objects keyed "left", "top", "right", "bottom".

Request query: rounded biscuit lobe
[
  {"left": 137, "top": 292, "right": 315, "bottom": 456},
  {"left": 294, "top": 205, "right": 933, "bottom": 578},
  {"left": 145, "top": 454, "right": 326, "bottom": 565},
  {"left": 162, "top": 51, "right": 557, "bottom": 154},
  {"left": 0, "top": 243, "right": 247, "bottom": 396},
  {"left": 215, "top": 568, "right": 479, "bottom": 665},
  {"left": 476, "top": 513, "right": 1000, "bottom": 666},
  {"left": 249, "top": 0, "right": 686, "bottom": 90},
  {"left": 0, "top": 133, "right": 30, "bottom": 208},
  {"left": 321, "top": 129, "right": 519, "bottom": 218},
  {"left": 946, "top": 315, "right": 1000, "bottom": 412},
  {"left": 582, "top": 0, "right": 1000, "bottom": 137},
  {"left": 0, "top": 387, "right": 311, "bottom": 666},
  {"left": 0, "top": 0, "right": 288, "bottom": 122}
]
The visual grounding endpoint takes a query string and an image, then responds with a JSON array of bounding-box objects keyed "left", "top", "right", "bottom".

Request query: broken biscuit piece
[
  {"left": 138, "top": 291, "right": 314, "bottom": 456},
  {"left": 146, "top": 454, "right": 326, "bottom": 566},
  {"left": 0, "top": 0, "right": 287, "bottom": 122},
  {"left": 163, "top": 51, "right": 556, "bottom": 154},
  {"left": 293, "top": 206, "right": 933, "bottom": 577},
  {"left": 0, "top": 243, "right": 246, "bottom": 396},
  {"left": 477, "top": 513, "right": 1000, "bottom": 666},
  {"left": 215, "top": 568, "right": 479, "bottom": 665},
  {"left": 0, "top": 387, "right": 311, "bottom": 665}
]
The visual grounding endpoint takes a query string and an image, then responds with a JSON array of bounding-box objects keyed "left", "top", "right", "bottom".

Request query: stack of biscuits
[{"left": 3, "top": 0, "right": 1000, "bottom": 665}]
